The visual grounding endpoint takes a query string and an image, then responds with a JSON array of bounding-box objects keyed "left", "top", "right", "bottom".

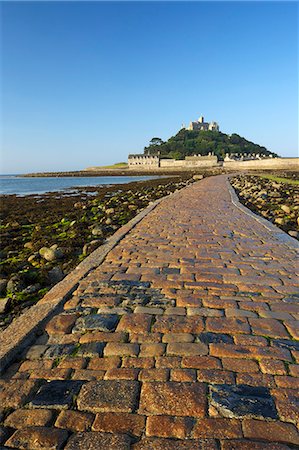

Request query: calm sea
[{"left": 0, "top": 175, "right": 163, "bottom": 196}]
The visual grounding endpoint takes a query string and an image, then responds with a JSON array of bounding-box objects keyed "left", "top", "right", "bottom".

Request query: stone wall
[{"left": 223, "top": 158, "right": 299, "bottom": 170}]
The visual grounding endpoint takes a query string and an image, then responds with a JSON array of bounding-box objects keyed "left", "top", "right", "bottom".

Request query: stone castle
[{"left": 186, "top": 115, "right": 219, "bottom": 132}]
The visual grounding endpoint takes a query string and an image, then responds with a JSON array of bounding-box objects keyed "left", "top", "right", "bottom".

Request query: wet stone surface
[
  {"left": 210, "top": 384, "right": 278, "bottom": 419},
  {"left": 77, "top": 380, "right": 140, "bottom": 413},
  {"left": 197, "top": 332, "right": 234, "bottom": 345},
  {"left": 43, "top": 344, "right": 77, "bottom": 359},
  {"left": 75, "top": 342, "right": 105, "bottom": 357},
  {"left": 29, "top": 380, "right": 84, "bottom": 410},
  {"left": 72, "top": 314, "right": 120, "bottom": 333},
  {"left": 271, "top": 339, "right": 299, "bottom": 352}
]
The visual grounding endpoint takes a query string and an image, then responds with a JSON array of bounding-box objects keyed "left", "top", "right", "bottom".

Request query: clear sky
[{"left": 1, "top": 1, "right": 298, "bottom": 174}]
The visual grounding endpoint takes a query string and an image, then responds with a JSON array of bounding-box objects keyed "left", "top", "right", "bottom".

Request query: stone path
[{"left": 1, "top": 175, "right": 298, "bottom": 449}]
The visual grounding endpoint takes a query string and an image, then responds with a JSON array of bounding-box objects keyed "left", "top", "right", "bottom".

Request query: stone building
[
  {"left": 187, "top": 116, "right": 219, "bottom": 132},
  {"left": 128, "top": 154, "right": 160, "bottom": 167}
]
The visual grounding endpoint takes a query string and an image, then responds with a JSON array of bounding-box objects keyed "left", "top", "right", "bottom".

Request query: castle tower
[{"left": 199, "top": 116, "right": 204, "bottom": 123}]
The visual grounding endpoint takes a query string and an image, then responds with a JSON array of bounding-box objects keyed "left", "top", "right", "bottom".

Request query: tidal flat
[{"left": 0, "top": 175, "right": 195, "bottom": 328}]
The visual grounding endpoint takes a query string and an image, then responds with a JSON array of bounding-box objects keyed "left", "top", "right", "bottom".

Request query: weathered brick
[
  {"left": 5, "top": 409, "right": 53, "bottom": 428},
  {"left": 64, "top": 431, "right": 131, "bottom": 449},
  {"left": 45, "top": 314, "right": 77, "bottom": 335},
  {"left": 167, "top": 342, "right": 208, "bottom": 356},
  {"left": 0, "top": 380, "right": 37, "bottom": 409},
  {"left": 236, "top": 372, "right": 275, "bottom": 388},
  {"left": 25, "top": 345, "right": 48, "bottom": 360},
  {"left": 146, "top": 415, "right": 193, "bottom": 439},
  {"left": 18, "top": 360, "right": 53, "bottom": 372},
  {"left": 72, "top": 369, "right": 105, "bottom": 380},
  {"left": 139, "top": 343, "right": 166, "bottom": 357},
  {"left": 197, "top": 369, "right": 235, "bottom": 384},
  {"left": 130, "top": 333, "right": 162, "bottom": 343},
  {"left": 187, "top": 307, "right": 223, "bottom": 317},
  {"left": 155, "top": 356, "right": 181, "bottom": 368},
  {"left": 104, "top": 368, "right": 139, "bottom": 380},
  {"left": 249, "top": 318, "right": 290, "bottom": 339},
  {"left": 162, "top": 333, "right": 194, "bottom": 343},
  {"left": 289, "top": 364, "right": 299, "bottom": 377},
  {"left": 88, "top": 356, "right": 121, "bottom": 370},
  {"left": 210, "top": 344, "right": 292, "bottom": 361},
  {"left": 152, "top": 316, "right": 204, "bottom": 333},
  {"left": 77, "top": 380, "right": 140, "bottom": 413},
  {"left": 29, "top": 368, "right": 71, "bottom": 380},
  {"left": 271, "top": 388, "right": 299, "bottom": 425},
  {"left": 58, "top": 357, "right": 87, "bottom": 369},
  {"left": 55, "top": 410, "right": 94, "bottom": 432},
  {"left": 242, "top": 419, "right": 299, "bottom": 445},
  {"left": 284, "top": 321, "right": 299, "bottom": 339},
  {"left": 275, "top": 375, "right": 299, "bottom": 389},
  {"left": 122, "top": 357, "right": 154, "bottom": 368},
  {"left": 171, "top": 369, "right": 196, "bottom": 382},
  {"left": 132, "top": 437, "right": 218, "bottom": 450},
  {"left": 222, "top": 358, "right": 259, "bottom": 373},
  {"left": 220, "top": 440, "right": 291, "bottom": 449},
  {"left": 193, "top": 418, "right": 242, "bottom": 439},
  {"left": 139, "top": 369, "right": 169, "bottom": 381},
  {"left": 233, "top": 334, "right": 268, "bottom": 346},
  {"left": 139, "top": 382, "right": 206, "bottom": 417},
  {"left": 5, "top": 427, "right": 68, "bottom": 449},
  {"left": 104, "top": 342, "right": 139, "bottom": 357},
  {"left": 117, "top": 314, "right": 152, "bottom": 333},
  {"left": 259, "top": 359, "right": 287, "bottom": 375},
  {"left": 206, "top": 318, "right": 250, "bottom": 334},
  {"left": 225, "top": 308, "right": 257, "bottom": 318},
  {"left": 181, "top": 356, "right": 221, "bottom": 369},
  {"left": 79, "top": 331, "right": 127, "bottom": 343},
  {"left": 92, "top": 413, "right": 145, "bottom": 436}
]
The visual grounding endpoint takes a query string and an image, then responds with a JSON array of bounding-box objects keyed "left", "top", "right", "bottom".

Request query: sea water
[{"left": 0, "top": 175, "right": 163, "bottom": 196}]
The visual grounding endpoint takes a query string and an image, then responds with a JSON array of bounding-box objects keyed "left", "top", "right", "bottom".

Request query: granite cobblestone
[{"left": 1, "top": 175, "right": 298, "bottom": 448}]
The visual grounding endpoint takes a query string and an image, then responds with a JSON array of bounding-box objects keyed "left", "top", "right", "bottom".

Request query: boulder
[
  {"left": 7, "top": 275, "right": 25, "bottom": 293},
  {"left": 0, "top": 297, "right": 10, "bottom": 314},
  {"left": 24, "top": 242, "right": 34, "bottom": 250},
  {"left": 0, "top": 279, "right": 7, "bottom": 295},
  {"left": 288, "top": 230, "right": 299, "bottom": 239},
  {"left": 281, "top": 205, "right": 291, "bottom": 214},
  {"left": 47, "top": 266, "right": 64, "bottom": 284},
  {"left": 40, "top": 247, "right": 64, "bottom": 262},
  {"left": 83, "top": 240, "right": 101, "bottom": 256},
  {"left": 91, "top": 225, "right": 103, "bottom": 237}
]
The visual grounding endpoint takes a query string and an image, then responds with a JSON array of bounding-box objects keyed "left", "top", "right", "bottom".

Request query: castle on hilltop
[{"left": 186, "top": 115, "right": 219, "bottom": 132}]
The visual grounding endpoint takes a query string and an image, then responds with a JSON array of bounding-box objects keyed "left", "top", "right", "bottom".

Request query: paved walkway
[{"left": 1, "top": 175, "right": 298, "bottom": 449}]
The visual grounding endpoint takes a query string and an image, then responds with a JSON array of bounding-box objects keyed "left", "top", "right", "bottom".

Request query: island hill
[{"left": 128, "top": 115, "right": 278, "bottom": 170}]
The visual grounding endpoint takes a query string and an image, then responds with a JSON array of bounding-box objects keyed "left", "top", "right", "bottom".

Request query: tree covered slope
[{"left": 144, "top": 129, "right": 278, "bottom": 160}]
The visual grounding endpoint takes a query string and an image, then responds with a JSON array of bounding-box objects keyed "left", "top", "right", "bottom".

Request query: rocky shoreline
[
  {"left": 230, "top": 172, "right": 299, "bottom": 239},
  {"left": 0, "top": 174, "right": 199, "bottom": 329}
]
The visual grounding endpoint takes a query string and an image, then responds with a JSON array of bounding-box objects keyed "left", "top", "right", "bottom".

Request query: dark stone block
[
  {"left": 29, "top": 380, "right": 84, "bottom": 410},
  {"left": 162, "top": 268, "right": 180, "bottom": 274},
  {"left": 197, "top": 332, "right": 233, "bottom": 345},
  {"left": 210, "top": 384, "right": 278, "bottom": 419},
  {"left": 0, "top": 427, "right": 10, "bottom": 445},
  {"left": 271, "top": 339, "right": 299, "bottom": 352},
  {"left": 72, "top": 314, "right": 119, "bottom": 333},
  {"left": 43, "top": 344, "right": 76, "bottom": 359},
  {"left": 64, "top": 432, "right": 131, "bottom": 450},
  {"left": 77, "top": 380, "right": 140, "bottom": 413},
  {"left": 76, "top": 343, "right": 104, "bottom": 357}
]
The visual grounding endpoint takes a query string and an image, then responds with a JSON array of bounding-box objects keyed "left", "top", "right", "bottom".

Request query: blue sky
[{"left": 1, "top": 1, "right": 298, "bottom": 173}]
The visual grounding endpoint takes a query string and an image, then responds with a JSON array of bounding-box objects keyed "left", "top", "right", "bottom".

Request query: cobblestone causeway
[{"left": 1, "top": 175, "right": 298, "bottom": 449}]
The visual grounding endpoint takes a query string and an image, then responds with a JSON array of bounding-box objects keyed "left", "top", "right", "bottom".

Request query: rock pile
[{"left": 231, "top": 174, "right": 299, "bottom": 239}]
